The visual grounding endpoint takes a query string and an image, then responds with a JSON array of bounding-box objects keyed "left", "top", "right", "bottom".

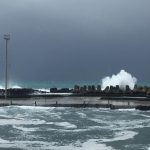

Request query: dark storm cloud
[{"left": 0, "top": 0, "right": 150, "bottom": 82}]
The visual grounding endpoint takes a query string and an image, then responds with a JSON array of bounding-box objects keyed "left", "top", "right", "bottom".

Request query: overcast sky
[{"left": 0, "top": 0, "right": 150, "bottom": 83}]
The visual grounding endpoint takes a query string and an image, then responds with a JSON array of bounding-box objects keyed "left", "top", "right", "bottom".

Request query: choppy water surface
[{"left": 0, "top": 106, "right": 150, "bottom": 150}]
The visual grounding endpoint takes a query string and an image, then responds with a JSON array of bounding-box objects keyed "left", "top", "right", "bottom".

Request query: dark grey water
[{"left": 0, "top": 106, "right": 150, "bottom": 150}]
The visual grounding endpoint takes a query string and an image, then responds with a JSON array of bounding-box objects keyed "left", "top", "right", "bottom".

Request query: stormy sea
[{"left": 0, "top": 106, "right": 150, "bottom": 150}]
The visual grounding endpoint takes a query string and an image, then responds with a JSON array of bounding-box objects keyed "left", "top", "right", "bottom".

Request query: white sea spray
[{"left": 101, "top": 70, "right": 137, "bottom": 90}]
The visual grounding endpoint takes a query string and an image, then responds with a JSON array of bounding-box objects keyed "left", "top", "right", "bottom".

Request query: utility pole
[{"left": 4, "top": 34, "right": 10, "bottom": 99}]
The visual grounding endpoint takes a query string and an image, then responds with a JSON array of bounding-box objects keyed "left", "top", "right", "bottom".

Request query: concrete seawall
[{"left": 0, "top": 97, "right": 150, "bottom": 110}]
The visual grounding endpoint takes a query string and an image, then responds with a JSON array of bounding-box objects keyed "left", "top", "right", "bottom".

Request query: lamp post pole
[{"left": 4, "top": 34, "right": 10, "bottom": 99}]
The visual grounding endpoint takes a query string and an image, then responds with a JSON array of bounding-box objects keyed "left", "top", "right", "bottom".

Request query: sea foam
[{"left": 101, "top": 131, "right": 138, "bottom": 142}]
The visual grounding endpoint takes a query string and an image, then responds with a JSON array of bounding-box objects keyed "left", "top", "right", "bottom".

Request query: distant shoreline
[{"left": 0, "top": 84, "right": 150, "bottom": 111}]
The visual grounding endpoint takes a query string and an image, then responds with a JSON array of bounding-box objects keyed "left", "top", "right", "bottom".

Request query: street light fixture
[{"left": 4, "top": 34, "right": 10, "bottom": 99}]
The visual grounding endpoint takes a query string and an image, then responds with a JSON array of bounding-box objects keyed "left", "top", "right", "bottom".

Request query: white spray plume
[
  {"left": 0, "top": 83, "right": 22, "bottom": 89},
  {"left": 101, "top": 70, "right": 137, "bottom": 90}
]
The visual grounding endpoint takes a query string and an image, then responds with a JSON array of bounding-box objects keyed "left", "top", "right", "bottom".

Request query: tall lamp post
[{"left": 4, "top": 34, "right": 10, "bottom": 99}]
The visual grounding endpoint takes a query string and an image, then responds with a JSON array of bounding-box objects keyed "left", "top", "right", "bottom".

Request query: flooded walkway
[{"left": 0, "top": 97, "right": 150, "bottom": 109}]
